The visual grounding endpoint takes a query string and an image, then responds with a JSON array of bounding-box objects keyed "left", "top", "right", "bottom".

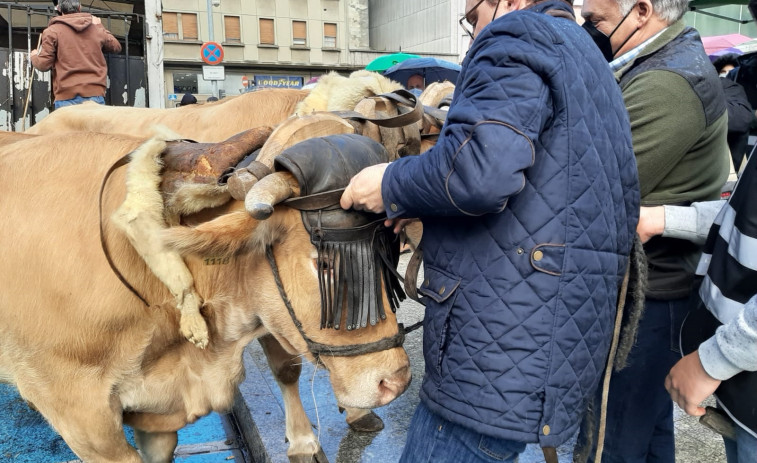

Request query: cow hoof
[
  {"left": 347, "top": 410, "right": 384, "bottom": 433},
  {"left": 288, "top": 446, "right": 329, "bottom": 463},
  {"left": 180, "top": 312, "right": 209, "bottom": 349}
]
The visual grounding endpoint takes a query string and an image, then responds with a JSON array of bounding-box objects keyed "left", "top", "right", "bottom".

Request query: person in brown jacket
[{"left": 30, "top": 0, "right": 121, "bottom": 109}]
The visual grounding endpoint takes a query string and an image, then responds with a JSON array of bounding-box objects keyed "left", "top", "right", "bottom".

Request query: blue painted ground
[{"left": 0, "top": 383, "right": 247, "bottom": 462}]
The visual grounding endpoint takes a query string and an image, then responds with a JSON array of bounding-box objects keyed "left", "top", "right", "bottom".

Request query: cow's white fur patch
[{"left": 111, "top": 129, "right": 209, "bottom": 348}]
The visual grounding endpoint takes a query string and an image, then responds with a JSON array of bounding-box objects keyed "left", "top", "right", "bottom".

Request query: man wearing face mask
[
  {"left": 340, "top": 0, "right": 640, "bottom": 461},
  {"left": 579, "top": 0, "right": 730, "bottom": 461}
]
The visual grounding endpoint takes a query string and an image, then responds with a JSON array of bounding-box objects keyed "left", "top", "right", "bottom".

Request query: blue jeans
[
  {"left": 724, "top": 425, "right": 757, "bottom": 463},
  {"left": 54, "top": 95, "right": 105, "bottom": 109},
  {"left": 581, "top": 297, "right": 690, "bottom": 463},
  {"left": 399, "top": 401, "right": 526, "bottom": 463}
]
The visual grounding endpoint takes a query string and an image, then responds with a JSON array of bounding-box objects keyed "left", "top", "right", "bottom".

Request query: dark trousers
[
  {"left": 583, "top": 297, "right": 690, "bottom": 463},
  {"left": 399, "top": 401, "right": 525, "bottom": 463}
]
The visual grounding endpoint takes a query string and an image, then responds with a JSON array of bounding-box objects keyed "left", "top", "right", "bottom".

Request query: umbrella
[
  {"left": 736, "top": 38, "right": 757, "bottom": 54},
  {"left": 708, "top": 46, "right": 743, "bottom": 62},
  {"left": 701, "top": 33, "right": 752, "bottom": 55},
  {"left": 383, "top": 57, "right": 461, "bottom": 88},
  {"left": 365, "top": 53, "right": 421, "bottom": 72}
]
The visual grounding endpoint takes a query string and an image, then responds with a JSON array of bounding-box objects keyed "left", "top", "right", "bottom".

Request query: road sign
[
  {"left": 200, "top": 41, "right": 224, "bottom": 65},
  {"left": 202, "top": 65, "right": 225, "bottom": 81},
  {"left": 241, "top": 76, "right": 249, "bottom": 88}
]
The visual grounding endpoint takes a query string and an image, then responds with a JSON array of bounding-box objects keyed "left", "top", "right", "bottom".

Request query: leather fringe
[{"left": 316, "top": 227, "right": 404, "bottom": 330}]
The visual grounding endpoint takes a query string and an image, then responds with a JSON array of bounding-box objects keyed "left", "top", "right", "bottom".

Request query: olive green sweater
[{"left": 615, "top": 21, "right": 730, "bottom": 298}]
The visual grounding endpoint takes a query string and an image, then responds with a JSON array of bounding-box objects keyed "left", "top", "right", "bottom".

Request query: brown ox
[
  {"left": 0, "top": 132, "right": 410, "bottom": 462},
  {"left": 18, "top": 73, "right": 432, "bottom": 443},
  {"left": 24, "top": 88, "right": 309, "bottom": 140},
  {"left": 24, "top": 71, "right": 406, "bottom": 141}
]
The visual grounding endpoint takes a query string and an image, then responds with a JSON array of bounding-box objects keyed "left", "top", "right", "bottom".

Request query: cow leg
[
  {"left": 133, "top": 429, "right": 178, "bottom": 463},
  {"left": 258, "top": 335, "right": 328, "bottom": 463},
  {"left": 30, "top": 392, "right": 142, "bottom": 463}
]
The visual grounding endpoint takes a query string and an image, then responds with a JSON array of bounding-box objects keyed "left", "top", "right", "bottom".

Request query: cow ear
[{"left": 163, "top": 210, "right": 263, "bottom": 257}]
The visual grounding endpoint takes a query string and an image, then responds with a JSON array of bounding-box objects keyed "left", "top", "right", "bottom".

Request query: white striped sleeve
[{"left": 699, "top": 294, "right": 757, "bottom": 381}]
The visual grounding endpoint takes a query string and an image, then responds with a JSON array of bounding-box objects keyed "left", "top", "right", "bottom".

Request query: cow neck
[{"left": 264, "top": 245, "right": 406, "bottom": 361}]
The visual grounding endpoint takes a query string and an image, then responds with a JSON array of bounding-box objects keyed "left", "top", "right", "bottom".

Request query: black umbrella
[{"left": 383, "top": 57, "right": 461, "bottom": 87}]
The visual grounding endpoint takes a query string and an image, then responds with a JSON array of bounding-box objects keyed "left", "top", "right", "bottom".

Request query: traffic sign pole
[{"left": 206, "top": 0, "right": 218, "bottom": 98}]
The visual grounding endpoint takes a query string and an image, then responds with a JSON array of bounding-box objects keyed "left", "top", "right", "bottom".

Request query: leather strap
[
  {"left": 283, "top": 189, "right": 345, "bottom": 211},
  {"left": 99, "top": 153, "right": 149, "bottom": 306},
  {"left": 542, "top": 447, "right": 559, "bottom": 463},
  {"left": 403, "top": 244, "right": 424, "bottom": 304},
  {"left": 332, "top": 89, "right": 423, "bottom": 128}
]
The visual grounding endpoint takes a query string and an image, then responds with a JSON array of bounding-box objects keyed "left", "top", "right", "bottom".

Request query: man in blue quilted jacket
[{"left": 340, "top": 0, "right": 640, "bottom": 461}]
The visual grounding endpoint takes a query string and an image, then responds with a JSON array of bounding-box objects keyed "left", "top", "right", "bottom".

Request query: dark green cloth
[{"left": 615, "top": 21, "right": 730, "bottom": 299}]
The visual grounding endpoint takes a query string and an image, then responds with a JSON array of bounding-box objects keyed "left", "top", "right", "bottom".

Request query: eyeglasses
[{"left": 459, "top": 0, "right": 502, "bottom": 40}]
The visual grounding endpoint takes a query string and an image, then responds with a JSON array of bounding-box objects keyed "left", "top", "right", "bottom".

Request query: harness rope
[{"left": 265, "top": 245, "right": 407, "bottom": 360}]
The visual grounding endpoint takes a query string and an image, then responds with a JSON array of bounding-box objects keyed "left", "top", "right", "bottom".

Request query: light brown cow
[
  {"left": 25, "top": 88, "right": 310, "bottom": 140},
  {"left": 0, "top": 132, "right": 410, "bottom": 463},
  {"left": 25, "top": 70, "right": 406, "bottom": 141}
]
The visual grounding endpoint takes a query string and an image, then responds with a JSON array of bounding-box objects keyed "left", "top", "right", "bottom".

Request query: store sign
[{"left": 253, "top": 75, "right": 303, "bottom": 89}]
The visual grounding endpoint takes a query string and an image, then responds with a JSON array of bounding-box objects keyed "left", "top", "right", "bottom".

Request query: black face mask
[
  {"left": 582, "top": 21, "right": 614, "bottom": 61},
  {"left": 582, "top": 5, "right": 638, "bottom": 62}
]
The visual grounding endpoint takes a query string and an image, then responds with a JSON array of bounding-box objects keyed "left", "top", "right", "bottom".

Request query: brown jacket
[{"left": 31, "top": 13, "right": 121, "bottom": 102}]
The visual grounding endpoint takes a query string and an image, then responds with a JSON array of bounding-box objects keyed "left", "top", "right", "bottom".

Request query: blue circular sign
[{"left": 200, "top": 41, "right": 224, "bottom": 65}]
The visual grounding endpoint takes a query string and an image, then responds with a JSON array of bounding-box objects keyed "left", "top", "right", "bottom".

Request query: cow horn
[{"left": 244, "top": 171, "right": 301, "bottom": 220}]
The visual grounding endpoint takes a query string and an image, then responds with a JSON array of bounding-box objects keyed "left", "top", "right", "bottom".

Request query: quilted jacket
[{"left": 382, "top": 1, "right": 640, "bottom": 447}]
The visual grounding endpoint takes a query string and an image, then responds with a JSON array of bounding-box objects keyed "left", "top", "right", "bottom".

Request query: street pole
[{"left": 206, "top": 0, "right": 218, "bottom": 98}]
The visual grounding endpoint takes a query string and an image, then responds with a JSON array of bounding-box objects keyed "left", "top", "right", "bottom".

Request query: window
[
  {"left": 292, "top": 20, "right": 307, "bottom": 47},
  {"left": 224, "top": 16, "right": 241, "bottom": 43},
  {"left": 163, "top": 12, "right": 198, "bottom": 41},
  {"left": 323, "top": 23, "right": 336, "bottom": 48},
  {"left": 163, "top": 12, "right": 179, "bottom": 40},
  {"left": 173, "top": 72, "right": 198, "bottom": 94},
  {"left": 259, "top": 18, "right": 275, "bottom": 45},
  {"left": 181, "top": 13, "right": 198, "bottom": 40}
]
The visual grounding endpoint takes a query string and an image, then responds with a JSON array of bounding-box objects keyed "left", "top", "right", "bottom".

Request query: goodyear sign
[{"left": 254, "top": 75, "right": 304, "bottom": 89}]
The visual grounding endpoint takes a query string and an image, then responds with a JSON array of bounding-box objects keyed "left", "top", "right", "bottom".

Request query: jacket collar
[
  {"left": 613, "top": 19, "right": 686, "bottom": 81},
  {"left": 525, "top": 0, "right": 576, "bottom": 19}
]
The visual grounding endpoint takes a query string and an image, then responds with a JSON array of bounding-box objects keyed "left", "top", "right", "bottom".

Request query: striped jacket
[{"left": 691, "top": 151, "right": 757, "bottom": 437}]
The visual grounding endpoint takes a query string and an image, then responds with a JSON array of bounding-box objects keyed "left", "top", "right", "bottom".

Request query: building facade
[{"left": 159, "top": 0, "right": 460, "bottom": 106}]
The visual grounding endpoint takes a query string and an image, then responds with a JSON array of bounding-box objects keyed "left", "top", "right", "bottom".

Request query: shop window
[
  {"left": 323, "top": 23, "right": 336, "bottom": 48},
  {"left": 292, "top": 20, "right": 307, "bottom": 47},
  {"left": 173, "top": 72, "right": 198, "bottom": 94},
  {"left": 259, "top": 18, "right": 275, "bottom": 45},
  {"left": 224, "top": 16, "right": 241, "bottom": 44}
]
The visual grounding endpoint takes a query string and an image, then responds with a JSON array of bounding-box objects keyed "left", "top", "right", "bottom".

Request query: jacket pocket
[
  {"left": 419, "top": 265, "right": 461, "bottom": 373},
  {"left": 530, "top": 243, "right": 565, "bottom": 276}
]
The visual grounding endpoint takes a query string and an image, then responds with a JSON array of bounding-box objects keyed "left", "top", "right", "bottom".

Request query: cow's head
[{"left": 164, "top": 134, "right": 411, "bottom": 409}]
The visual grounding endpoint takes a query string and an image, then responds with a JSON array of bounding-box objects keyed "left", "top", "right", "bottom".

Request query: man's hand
[
  {"left": 340, "top": 163, "right": 389, "bottom": 213},
  {"left": 384, "top": 218, "right": 417, "bottom": 235},
  {"left": 92, "top": 16, "right": 101, "bottom": 25},
  {"left": 637, "top": 206, "right": 665, "bottom": 243},
  {"left": 30, "top": 49, "right": 38, "bottom": 56},
  {"left": 665, "top": 350, "right": 721, "bottom": 416}
]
